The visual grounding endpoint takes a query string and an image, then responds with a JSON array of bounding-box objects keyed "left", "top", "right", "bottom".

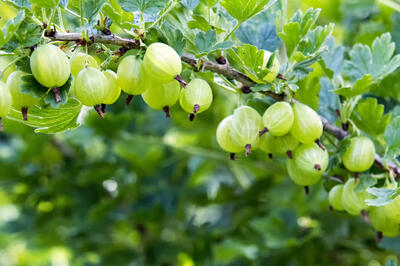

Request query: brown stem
[
  {"left": 245, "top": 144, "right": 251, "bottom": 157},
  {"left": 21, "top": 107, "right": 28, "bottom": 121},
  {"left": 277, "top": 73, "right": 287, "bottom": 81},
  {"left": 189, "top": 104, "right": 200, "bottom": 121},
  {"left": 268, "top": 153, "right": 273, "bottom": 159},
  {"left": 94, "top": 105, "right": 105, "bottom": 119},
  {"left": 259, "top": 127, "right": 268, "bottom": 138},
  {"left": 126, "top": 95, "right": 133, "bottom": 106},
  {"left": 163, "top": 106, "right": 170, "bottom": 118},
  {"left": 230, "top": 153, "right": 236, "bottom": 161},
  {"left": 304, "top": 186, "right": 310, "bottom": 195},
  {"left": 101, "top": 104, "right": 107, "bottom": 114},
  {"left": 287, "top": 150, "right": 293, "bottom": 159},
  {"left": 354, "top": 172, "right": 359, "bottom": 183},
  {"left": 315, "top": 139, "right": 326, "bottom": 151},
  {"left": 376, "top": 231, "right": 383, "bottom": 243},
  {"left": 175, "top": 75, "right": 187, "bottom": 87},
  {"left": 361, "top": 209, "right": 369, "bottom": 223},
  {"left": 52, "top": 87, "right": 61, "bottom": 103}
]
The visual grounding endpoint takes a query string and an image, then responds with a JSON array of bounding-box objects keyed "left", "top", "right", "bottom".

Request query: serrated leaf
[
  {"left": 296, "top": 70, "right": 321, "bottom": 110},
  {"left": 0, "top": 9, "right": 25, "bottom": 48},
  {"left": 298, "top": 23, "right": 334, "bottom": 56},
  {"left": 44, "top": 75, "right": 73, "bottom": 108},
  {"left": 159, "top": 27, "right": 186, "bottom": 56},
  {"left": 384, "top": 116, "right": 400, "bottom": 161},
  {"left": 290, "top": 51, "right": 325, "bottom": 81},
  {"left": 333, "top": 75, "right": 373, "bottom": 98},
  {"left": 117, "top": 0, "right": 168, "bottom": 14},
  {"left": 366, "top": 187, "right": 399, "bottom": 207},
  {"left": 194, "top": 30, "right": 233, "bottom": 57},
  {"left": 29, "top": 0, "right": 58, "bottom": 8},
  {"left": 5, "top": 98, "right": 82, "bottom": 134},
  {"left": 84, "top": 0, "right": 108, "bottom": 24},
  {"left": 181, "top": 0, "right": 199, "bottom": 9},
  {"left": 352, "top": 97, "right": 391, "bottom": 137},
  {"left": 318, "top": 77, "right": 339, "bottom": 123},
  {"left": 4, "top": 17, "right": 41, "bottom": 52},
  {"left": 236, "top": 22, "right": 280, "bottom": 51},
  {"left": 16, "top": 56, "right": 31, "bottom": 73},
  {"left": 354, "top": 174, "right": 377, "bottom": 192},
  {"left": 344, "top": 33, "right": 400, "bottom": 82},
  {"left": 322, "top": 37, "right": 345, "bottom": 78},
  {"left": 21, "top": 74, "right": 48, "bottom": 98},
  {"left": 102, "top": 1, "right": 135, "bottom": 29},
  {"left": 220, "top": 0, "right": 270, "bottom": 23}
]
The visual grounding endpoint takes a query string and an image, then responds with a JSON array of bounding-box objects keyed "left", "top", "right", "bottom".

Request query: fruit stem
[
  {"left": 126, "top": 95, "right": 133, "bottom": 106},
  {"left": 268, "top": 153, "right": 273, "bottom": 159},
  {"left": 230, "top": 153, "right": 236, "bottom": 161},
  {"left": 329, "top": 205, "right": 333, "bottom": 211},
  {"left": 277, "top": 73, "right": 287, "bottom": 81},
  {"left": 245, "top": 144, "right": 251, "bottom": 157},
  {"left": 304, "top": 186, "right": 310, "bottom": 195},
  {"left": 21, "top": 107, "right": 28, "bottom": 121},
  {"left": 354, "top": 172, "right": 359, "bottom": 182},
  {"left": 163, "top": 106, "right": 170, "bottom": 118},
  {"left": 101, "top": 104, "right": 107, "bottom": 114},
  {"left": 259, "top": 127, "right": 268, "bottom": 138},
  {"left": 361, "top": 209, "right": 369, "bottom": 223},
  {"left": 52, "top": 87, "right": 62, "bottom": 103},
  {"left": 94, "top": 105, "right": 105, "bottom": 119},
  {"left": 189, "top": 104, "right": 200, "bottom": 121},
  {"left": 287, "top": 150, "right": 293, "bottom": 159},
  {"left": 315, "top": 139, "right": 326, "bottom": 151},
  {"left": 314, "top": 164, "right": 321, "bottom": 171},
  {"left": 376, "top": 231, "right": 383, "bottom": 243},
  {"left": 0, "top": 117, "right": 3, "bottom": 131},
  {"left": 175, "top": 75, "right": 187, "bottom": 88}
]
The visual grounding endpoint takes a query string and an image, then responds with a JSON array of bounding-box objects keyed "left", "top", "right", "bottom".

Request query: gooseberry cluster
[{"left": 0, "top": 42, "right": 214, "bottom": 126}]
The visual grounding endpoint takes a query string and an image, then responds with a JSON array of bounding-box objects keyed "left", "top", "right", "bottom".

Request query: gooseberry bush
[{"left": 2, "top": 0, "right": 400, "bottom": 263}]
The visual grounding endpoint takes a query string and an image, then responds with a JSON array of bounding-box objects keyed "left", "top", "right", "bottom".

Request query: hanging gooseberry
[
  {"left": 342, "top": 136, "right": 376, "bottom": 173},
  {"left": 290, "top": 102, "right": 323, "bottom": 144},
  {"left": 328, "top": 185, "right": 344, "bottom": 211},
  {"left": 261, "top": 101, "right": 294, "bottom": 137},
  {"left": 143, "top": 42, "right": 182, "bottom": 83},
  {"left": 70, "top": 53, "right": 98, "bottom": 77},
  {"left": 101, "top": 70, "right": 122, "bottom": 113},
  {"left": 383, "top": 195, "right": 400, "bottom": 223},
  {"left": 142, "top": 79, "right": 181, "bottom": 118},
  {"left": 216, "top": 115, "right": 244, "bottom": 160},
  {"left": 117, "top": 55, "right": 146, "bottom": 105},
  {"left": 260, "top": 132, "right": 298, "bottom": 159},
  {"left": 0, "top": 81, "right": 12, "bottom": 130},
  {"left": 30, "top": 44, "right": 71, "bottom": 103},
  {"left": 369, "top": 206, "right": 400, "bottom": 241},
  {"left": 341, "top": 178, "right": 370, "bottom": 216},
  {"left": 230, "top": 106, "right": 262, "bottom": 156},
  {"left": 7, "top": 71, "right": 40, "bottom": 120},
  {"left": 179, "top": 78, "right": 213, "bottom": 121},
  {"left": 74, "top": 67, "right": 108, "bottom": 118}
]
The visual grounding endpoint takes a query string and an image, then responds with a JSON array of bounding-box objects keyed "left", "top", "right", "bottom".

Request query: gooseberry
[{"left": 179, "top": 78, "right": 213, "bottom": 121}]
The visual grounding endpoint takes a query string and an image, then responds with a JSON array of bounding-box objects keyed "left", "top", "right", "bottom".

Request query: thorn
[
  {"left": 354, "top": 172, "right": 359, "bottom": 183},
  {"left": 361, "top": 209, "right": 369, "bottom": 223},
  {"left": 259, "top": 127, "right": 268, "bottom": 138},
  {"left": 0, "top": 117, "right": 3, "bottom": 131},
  {"left": 175, "top": 75, "right": 187, "bottom": 87},
  {"left": 304, "top": 186, "right": 310, "bottom": 195},
  {"left": 376, "top": 231, "right": 383, "bottom": 243},
  {"left": 126, "top": 95, "right": 133, "bottom": 106},
  {"left": 277, "top": 73, "right": 287, "bottom": 81},
  {"left": 101, "top": 104, "right": 106, "bottom": 114},
  {"left": 163, "top": 106, "right": 170, "bottom": 118},
  {"left": 245, "top": 144, "right": 251, "bottom": 157},
  {"left": 286, "top": 150, "right": 293, "bottom": 159},
  {"left": 52, "top": 87, "right": 61, "bottom": 103},
  {"left": 21, "top": 107, "right": 28, "bottom": 121},
  {"left": 230, "top": 153, "right": 236, "bottom": 161},
  {"left": 94, "top": 105, "right": 105, "bottom": 119},
  {"left": 314, "top": 164, "right": 321, "bottom": 171},
  {"left": 268, "top": 153, "right": 273, "bottom": 159},
  {"left": 329, "top": 205, "right": 333, "bottom": 211},
  {"left": 315, "top": 139, "right": 326, "bottom": 151}
]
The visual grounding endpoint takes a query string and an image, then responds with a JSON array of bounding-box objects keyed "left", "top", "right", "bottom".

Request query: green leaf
[
  {"left": 102, "top": 0, "right": 135, "bottom": 29},
  {"left": 84, "top": 0, "right": 108, "bottom": 24},
  {"left": 3, "top": 17, "right": 41, "bottom": 52},
  {"left": 384, "top": 116, "right": 400, "bottom": 161},
  {"left": 220, "top": 0, "right": 270, "bottom": 23},
  {"left": 159, "top": 27, "right": 186, "bottom": 56},
  {"left": 386, "top": 259, "right": 398, "bottom": 266},
  {"left": 296, "top": 70, "right": 321, "bottom": 110},
  {"left": 194, "top": 30, "right": 233, "bottom": 57},
  {"left": 333, "top": 75, "right": 374, "bottom": 98},
  {"left": 354, "top": 174, "right": 377, "bottom": 192},
  {"left": 200, "top": 0, "right": 218, "bottom": 7},
  {"left": 15, "top": 56, "right": 31, "bottom": 73},
  {"left": 44, "top": 75, "right": 73, "bottom": 108},
  {"left": 322, "top": 37, "right": 345, "bottom": 78},
  {"left": 344, "top": 33, "right": 400, "bottom": 82},
  {"left": 298, "top": 23, "right": 334, "bottom": 56},
  {"left": 3, "top": 0, "right": 32, "bottom": 8},
  {"left": 0, "top": 9, "right": 25, "bottom": 48},
  {"left": 290, "top": 51, "right": 325, "bottom": 81},
  {"left": 117, "top": 0, "right": 168, "bottom": 14},
  {"left": 29, "top": 0, "right": 58, "bottom": 8},
  {"left": 351, "top": 97, "right": 391, "bottom": 137},
  {"left": 318, "top": 77, "right": 339, "bottom": 123},
  {"left": 366, "top": 187, "right": 400, "bottom": 207},
  {"left": 5, "top": 98, "right": 82, "bottom": 134},
  {"left": 278, "top": 22, "right": 301, "bottom": 59}
]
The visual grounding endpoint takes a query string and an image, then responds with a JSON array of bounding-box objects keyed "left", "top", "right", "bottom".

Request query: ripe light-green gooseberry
[
  {"left": 179, "top": 78, "right": 213, "bottom": 121},
  {"left": 103, "top": 70, "right": 121, "bottom": 105},
  {"left": 74, "top": 67, "right": 108, "bottom": 118},
  {"left": 262, "top": 50, "right": 280, "bottom": 83},
  {"left": 342, "top": 136, "right": 376, "bottom": 173},
  {"left": 216, "top": 115, "right": 244, "bottom": 160},
  {"left": 70, "top": 53, "right": 98, "bottom": 77},
  {"left": 30, "top": 44, "right": 71, "bottom": 103},
  {"left": 383, "top": 194, "right": 400, "bottom": 223},
  {"left": 370, "top": 206, "right": 400, "bottom": 240},
  {"left": 290, "top": 102, "right": 323, "bottom": 144},
  {"left": 0, "top": 54, "right": 16, "bottom": 82},
  {"left": 261, "top": 101, "right": 294, "bottom": 137},
  {"left": 143, "top": 42, "right": 182, "bottom": 83},
  {"left": 0, "top": 81, "right": 12, "bottom": 130},
  {"left": 7, "top": 71, "right": 40, "bottom": 120},
  {"left": 230, "top": 106, "right": 262, "bottom": 156},
  {"left": 259, "top": 132, "right": 298, "bottom": 159},
  {"left": 328, "top": 184, "right": 344, "bottom": 211},
  {"left": 341, "top": 178, "right": 370, "bottom": 216},
  {"left": 286, "top": 158, "right": 322, "bottom": 193},
  {"left": 117, "top": 55, "right": 146, "bottom": 105},
  {"left": 142, "top": 79, "right": 181, "bottom": 118}
]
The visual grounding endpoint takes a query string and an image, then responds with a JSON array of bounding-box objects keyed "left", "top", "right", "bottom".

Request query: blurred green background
[{"left": 1, "top": 0, "right": 400, "bottom": 265}]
